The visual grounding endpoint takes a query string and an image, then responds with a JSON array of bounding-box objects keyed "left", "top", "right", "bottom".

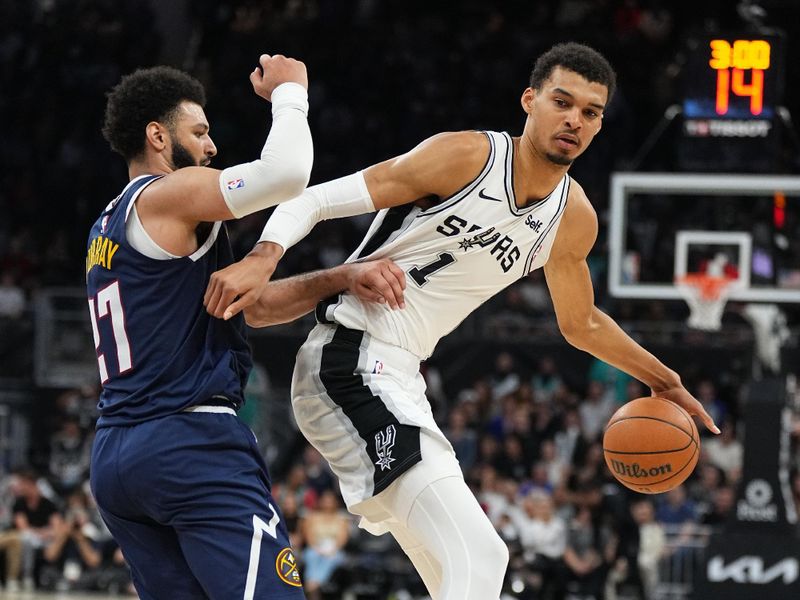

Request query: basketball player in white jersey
[{"left": 204, "top": 42, "right": 720, "bottom": 600}]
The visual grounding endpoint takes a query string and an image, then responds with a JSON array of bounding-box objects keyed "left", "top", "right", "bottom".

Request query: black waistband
[{"left": 194, "top": 395, "right": 241, "bottom": 412}]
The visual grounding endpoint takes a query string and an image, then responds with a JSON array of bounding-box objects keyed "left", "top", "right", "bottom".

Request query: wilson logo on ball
[{"left": 610, "top": 460, "right": 673, "bottom": 478}]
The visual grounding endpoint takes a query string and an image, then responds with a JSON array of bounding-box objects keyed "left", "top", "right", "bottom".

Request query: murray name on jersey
[{"left": 86, "top": 234, "right": 121, "bottom": 275}]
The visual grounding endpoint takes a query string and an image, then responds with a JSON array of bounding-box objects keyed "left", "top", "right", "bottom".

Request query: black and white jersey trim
[
  {"left": 523, "top": 176, "right": 570, "bottom": 274},
  {"left": 318, "top": 327, "right": 422, "bottom": 494}
]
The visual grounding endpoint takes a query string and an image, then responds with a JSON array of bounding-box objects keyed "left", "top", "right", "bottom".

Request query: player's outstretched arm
[
  {"left": 136, "top": 54, "right": 312, "bottom": 239},
  {"left": 242, "top": 259, "right": 406, "bottom": 327},
  {"left": 545, "top": 184, "right": 720, "bottom": 434},
  {"left": 204, "top": 131, "right": 488, "bottom": 319}
]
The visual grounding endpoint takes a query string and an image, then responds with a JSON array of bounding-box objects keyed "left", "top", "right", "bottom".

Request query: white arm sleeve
[
  {"left": 219, "top": 82, "right": 313, "bottom": 218},
  {"left": 257, "top": 171, "right": 375, "bottom": 254}
]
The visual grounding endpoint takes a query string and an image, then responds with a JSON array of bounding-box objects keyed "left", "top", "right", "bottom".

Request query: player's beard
[
  {"left": 170, "top": 139, "right": 201, "bottom": 170},
  {"left": 545, "top": 151, "right": 574, "bottom": 167}
]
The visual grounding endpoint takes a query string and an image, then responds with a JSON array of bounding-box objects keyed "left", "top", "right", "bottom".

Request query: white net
[{"left": 676, "top": 276, "right": 739, "bottom": 331}]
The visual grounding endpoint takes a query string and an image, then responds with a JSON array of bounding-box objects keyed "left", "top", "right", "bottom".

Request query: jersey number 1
[
  {"left": 87, "top": 281, "right": 132, "bottom": 384},
  {"left": 408, "top": 252, "right": 456, "bottom": 286}
]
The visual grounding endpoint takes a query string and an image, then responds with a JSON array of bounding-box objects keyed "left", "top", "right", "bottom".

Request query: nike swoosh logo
[{"left": 478, "top": 188, "right": 503, "bottom": 202}]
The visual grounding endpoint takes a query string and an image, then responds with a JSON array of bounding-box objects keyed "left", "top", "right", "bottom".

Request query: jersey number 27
[{"left": 87, "top": 281, "right": 132, "bottom": 384}]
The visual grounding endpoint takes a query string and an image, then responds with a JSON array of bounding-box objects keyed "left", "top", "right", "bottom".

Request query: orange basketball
[{"left": 603, "top": 396, "right": 700, "bottom": 494}]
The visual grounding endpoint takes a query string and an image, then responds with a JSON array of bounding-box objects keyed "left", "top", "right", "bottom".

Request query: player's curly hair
[
  {"left": 529, "top": 42, "right": 617, "bottom": 102},
  {"left": 102, "top": 66, "right": 206, "bottom": 161}
]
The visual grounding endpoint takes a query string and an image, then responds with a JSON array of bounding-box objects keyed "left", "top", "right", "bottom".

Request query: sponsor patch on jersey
[
  {"left": 275, "top": 548, "right": 302, "bottom": 587},
  {"left": 226, "top": 178, "right": 245, "bottom": 190}
]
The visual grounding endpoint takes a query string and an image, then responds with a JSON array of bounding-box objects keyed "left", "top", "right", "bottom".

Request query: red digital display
[{"left": 709, "top": 39, "right": 771, "bottom": 116}]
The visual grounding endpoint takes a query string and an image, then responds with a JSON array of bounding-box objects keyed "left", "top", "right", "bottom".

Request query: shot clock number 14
[{"left": 709, "top": 39, "right": 771, "bottom": 116}]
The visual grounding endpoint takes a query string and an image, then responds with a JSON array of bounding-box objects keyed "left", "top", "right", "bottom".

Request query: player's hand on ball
[
  {"left": 347, "top": 259, "right": 406, "bottom": 310},
  {"left": 250, "top": 54, "right": 308, "bottom": 101},
  {"left": 204, "top": 242, "right": 282, "bottom": 320},
  {"left": 650, "top": 385, "right": 720, "bottom": 434}
]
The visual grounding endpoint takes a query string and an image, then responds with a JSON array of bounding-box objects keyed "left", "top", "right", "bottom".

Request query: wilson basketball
[{"left": 603, "top": 397, "right": 700, "bottom": 494}]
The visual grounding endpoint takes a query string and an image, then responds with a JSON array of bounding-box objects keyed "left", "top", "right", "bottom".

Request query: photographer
[{"left": 40, "top": 489, "right": 101, "bottom": 590}]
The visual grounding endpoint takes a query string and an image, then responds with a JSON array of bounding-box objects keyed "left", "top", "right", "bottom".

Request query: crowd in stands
[{"left": 3, "top": 352, "right": 784, "bottom": 598}]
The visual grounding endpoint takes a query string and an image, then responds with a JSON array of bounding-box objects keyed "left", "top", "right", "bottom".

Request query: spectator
[
  {"left": 495, "top": 434, "right": 530, "bottom": 482},
  {"left": 475, "top": 465, "right": 510, "bottom": 526},
  {"left": 703, "top": 418, "right": 743, "bottom": 482},
  {"left": 489, "top": 351, "right": 521, "bottom": 400},
  {"left": 695, "top": 379, "right": 727, "bottom": 434},
  {"left": 554, "top": 408, "right": 588, "bottom": 466},
  {"left": 40, "top": 489, "right": 102, "bottom": 591},
  {"left": 273, "top": 464, "right": 318, "bottom": 512},
  {"left": 563, "top": 506, "right": 610, "bottom": 598},
  {"left": 531, "top": 356, "right": 564, "bottom": 404},
  {"left": 688, "top": 463, "right": 725, "bottom": 517},
  {"left": 701, "top": 485, "right": 736, "bottom": 528},
  {"left": 280, "top": 493, "right": 304, "bottom": 551},
  {"left": 588, "top": 358, "right": 633, "bottom": 405},
  {"left": 539, "top": 438, "right": 569, "bottom": 489},
  {"left": 579, "top": 381, "right": 616, "bottom": 442},
  {"left": 302, "top": 446, "right": 336, "bottom": 498},
  {"left": 511, "top": 491, "right": 567, "bottom": 599},
  {"left": 48, "top": 416, "right": 91, "bottom": 496},
  {"left": 444, "top": 404, "right": 478, "bottom": 474},
  {"left": 631, "top": 499, "right": 666, "bottom": 599},
  {"left": 11, "top": 468, "right": 62, "bottom": 590},
  {"left": 300, "top": 489, "right": 350, "bottom": 600}
]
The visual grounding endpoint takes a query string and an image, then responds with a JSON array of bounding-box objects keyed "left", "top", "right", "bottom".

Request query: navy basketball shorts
[{"left": 91, "top": 410, "right": 305, "bottom": 600}]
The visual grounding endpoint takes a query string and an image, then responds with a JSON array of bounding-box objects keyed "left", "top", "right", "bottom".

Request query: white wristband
[
  {"left": 270, "top": 82, "right": 309, "bottom": 116},
  {"left": 218, "top": 84, "right": 312, "bottom": 219},
  {"left": 258, "top": 171, "right": 375, "bottom": 254}
]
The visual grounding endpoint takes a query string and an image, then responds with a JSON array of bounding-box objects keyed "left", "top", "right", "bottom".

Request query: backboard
[{"left": 608, "top": 173, "right": 800, "bottom": 303}]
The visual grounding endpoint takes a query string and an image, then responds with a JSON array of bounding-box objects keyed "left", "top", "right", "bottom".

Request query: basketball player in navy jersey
[
  {"left": 205, "top": 43, "right": 719, "bottom": 599},
  {"left": 86, "top": 55, "right": 406, "bottom": 600}
]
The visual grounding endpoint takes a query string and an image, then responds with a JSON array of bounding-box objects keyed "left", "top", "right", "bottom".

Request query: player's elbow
[
  {"left": 272, "top": 168, "right": 310, "bottom": 203},
  {"left": 557, "top": 318, "right": 595, "bottom": 349},
  {"left": 262, "top": 147, "right": 312, "bottom": 202}
]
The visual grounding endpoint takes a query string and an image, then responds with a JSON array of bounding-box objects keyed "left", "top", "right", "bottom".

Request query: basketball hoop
[{"left": 675, "top": 274, "right": 739, "bottom": 331}]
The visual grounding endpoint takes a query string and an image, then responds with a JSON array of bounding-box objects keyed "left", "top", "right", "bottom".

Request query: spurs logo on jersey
[
  {"left": 317, "top": 130, "right": 569, "bottom": 359},
  {"left": 375, "top": 425, "right": 397, "bottom": 471}
]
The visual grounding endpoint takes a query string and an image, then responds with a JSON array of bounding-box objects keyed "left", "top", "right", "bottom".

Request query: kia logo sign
[{"left": 708, "top": 556, "right": 799, "bottom": 584}]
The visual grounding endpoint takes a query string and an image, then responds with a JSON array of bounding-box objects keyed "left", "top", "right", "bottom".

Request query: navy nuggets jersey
[
  {"left": 318, "top": 131, "right": 569, "bottom": 358},
  {"left": 86, "top": 175, "right": 252, "bottom": 426}
]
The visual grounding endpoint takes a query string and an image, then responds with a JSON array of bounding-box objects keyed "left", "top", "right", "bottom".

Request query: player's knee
[{"left": 472, "top": 528, "right": 508, "bottom": 584}]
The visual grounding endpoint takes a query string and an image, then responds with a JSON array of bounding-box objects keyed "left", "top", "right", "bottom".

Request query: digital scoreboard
[{"left": 678, "top": 32, "right": 785, "bottom": 172}]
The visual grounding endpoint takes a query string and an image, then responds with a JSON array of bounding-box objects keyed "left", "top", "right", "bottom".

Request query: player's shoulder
[
  {"left": 553, "top": 177, "right": 598, "bottom": 255},
  {"left": 415, "top": 130, "right": 490, "bottom": 166},
  {"left": 565, "top": 178, "right": 597, "bottom": 221}
]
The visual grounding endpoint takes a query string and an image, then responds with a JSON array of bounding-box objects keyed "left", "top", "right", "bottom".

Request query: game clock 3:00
[{"left": 684, "top": 33, "right": 784, "bottom": 122}]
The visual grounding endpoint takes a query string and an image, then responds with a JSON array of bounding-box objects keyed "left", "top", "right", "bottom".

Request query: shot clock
[{"left": 678, "top": 32, "right": 786, "bottom": 172}]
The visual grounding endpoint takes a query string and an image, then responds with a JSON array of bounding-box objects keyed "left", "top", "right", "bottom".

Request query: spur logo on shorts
[
  {"left": 275, "top": 548, "right": 302, "bottom": 587},
  {"left": 374, "top": 425, "right": 397, "bottom": 471}
]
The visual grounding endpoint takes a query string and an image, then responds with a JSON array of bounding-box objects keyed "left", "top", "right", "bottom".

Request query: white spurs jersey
[{"left": 316, "top": 130, "right": 570, "bottom": 358}]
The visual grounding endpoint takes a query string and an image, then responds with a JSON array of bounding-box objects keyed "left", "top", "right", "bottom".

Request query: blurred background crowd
[{"left": 1, "top": 0, "right": 800, "bottom": 598}]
